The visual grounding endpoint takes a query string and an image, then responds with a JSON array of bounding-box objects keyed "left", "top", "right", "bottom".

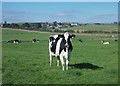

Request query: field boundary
[{"left": 1, "top": 28, "right": 119, "bottom": 37}]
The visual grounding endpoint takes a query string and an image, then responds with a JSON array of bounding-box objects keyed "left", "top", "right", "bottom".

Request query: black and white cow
[
  {"left": 79, "top": 39, "right": 83, "bottom": 43},
  {"left": 101, "top": 41, "right": 110, "bottom": 45},
  {"left": 7, "top": 39, "right": 20, "bottom": 43},
  {"left": 32, "top": 38, "right": 40, "bottom": 43},
  {"left": 49, "top": 32, "right": 75, "bottom": 71}
]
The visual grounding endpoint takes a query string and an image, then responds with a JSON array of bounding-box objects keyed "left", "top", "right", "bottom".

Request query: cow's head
[
  {"left": 64, "top": 32, "right": 75, "bottom": 42},
  {"left": 58, "top": 32, "right": 75, "bottom": 51}
]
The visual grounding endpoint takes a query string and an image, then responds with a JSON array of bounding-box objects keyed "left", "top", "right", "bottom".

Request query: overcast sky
[{"left": 2, "top": 2, "right": 118, "bottom": 23}]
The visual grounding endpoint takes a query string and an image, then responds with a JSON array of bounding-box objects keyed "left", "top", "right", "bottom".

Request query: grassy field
[
  {"left": 2, "top": 27, "right": 118, "bottom": 84},
  {"left": 62, "top": 24, "right": 118, "bottom": 32}
]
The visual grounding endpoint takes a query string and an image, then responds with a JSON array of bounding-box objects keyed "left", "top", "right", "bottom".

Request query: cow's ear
[
  {"left": 70, "top": 34, "right": 76, "bottom": 38},
  {"left": 58, "top": 34, "right": 64, "bottom": 38}
]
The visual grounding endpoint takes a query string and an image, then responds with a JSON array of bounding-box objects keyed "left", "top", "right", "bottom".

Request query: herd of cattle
[
  {"left": 6, "top": 38, "right": 41, "bottom": 43},
  {"left": 4, "top": 32, "right": 118, "bottom": 71}
]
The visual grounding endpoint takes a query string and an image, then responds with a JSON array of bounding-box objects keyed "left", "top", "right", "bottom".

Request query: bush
[
  {"left": 65, "top": 29, "right": 75, "bottom": 33},
  {"left": 54, "top": 29, "right": 64, "bottom": 33},
  {"left": 76, "top": 30, "right": 80, "bottom": 33},
  {"left": 81, "top": 30, "right": 113, "bottom": 34},
  {"left": 39, "top": 28, "right": 52, "bottom": 32}
]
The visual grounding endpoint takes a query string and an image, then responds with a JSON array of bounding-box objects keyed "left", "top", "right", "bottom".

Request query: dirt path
[{"left": 2, "top": 28, "right": 51, "bottom": 34}]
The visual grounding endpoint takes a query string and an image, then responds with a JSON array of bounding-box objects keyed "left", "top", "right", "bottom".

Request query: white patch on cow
[
  {"left": 64, "top": 32, "right": 69, "bottom": 47},
  {"left": 49, "top": 41, "right": 54, "bottom": 67},
  {"left": 64, "top": 32, "right": 69, "bottom": 42},
  {"left": 58, "top": 42, "right": 69, "bottom": 70},
  {"left": 103, "top": 42, "right": 110, "bottom": 44},
  {"left": 53, "top": 35, "right": 58, "bottom": 39},
  {"left": 59, "top": 50, "right": 65, "bottom": 71}
]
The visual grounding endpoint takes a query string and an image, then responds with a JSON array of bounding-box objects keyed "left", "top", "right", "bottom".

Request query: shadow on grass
[{"left": 69, "top": 62, "right": 103, "bottom": 70}]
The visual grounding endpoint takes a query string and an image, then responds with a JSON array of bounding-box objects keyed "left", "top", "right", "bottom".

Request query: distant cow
[
  {"left": 7, "top": 39, "right": 20, "bottom": 43},
  {"left": 101, "top": 41, "right": 110, "bottom": 45},
  {"left": 79, "top": 39, "right": 83, "bottom": 43},
  {"left": 32, "top": 38, "right": 40, "bottom": 43},
  {"left": 115, "top": 40, "right": 117, "bottom": 42},
  {"left": 49, "top": 32, "right": 75, "bottom": 71}
]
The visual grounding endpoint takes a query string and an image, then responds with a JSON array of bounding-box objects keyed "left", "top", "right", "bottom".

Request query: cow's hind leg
[
  {"left": 57, "top": 56, "right": 60, "bottom": 67},
  {"left": 60, "top": 55, "right": 65, "bottom": 71},
  {"left": 50, "top": 54, "right": 53, "bottom": 67}
]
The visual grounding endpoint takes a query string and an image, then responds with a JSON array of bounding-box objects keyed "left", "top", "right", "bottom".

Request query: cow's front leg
[{"left": 57, "top": 56, "right": 60, "bottom": 67}]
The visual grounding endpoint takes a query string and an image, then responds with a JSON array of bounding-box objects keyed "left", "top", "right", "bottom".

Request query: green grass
[
  {"left": 2, "top": 29, "right": 50, "bottom": 40},
  {"left": 2, "top": 28, "right": 118, "bottom": 84},
  {"left": 62, "top": 24, "right": 118, "bottom": 32}
]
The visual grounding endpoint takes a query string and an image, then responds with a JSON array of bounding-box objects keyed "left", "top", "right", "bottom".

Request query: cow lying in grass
[
  {"left": 49, "top": 32, "right": 75, "bottom": 71},
  {"left": 32, "top": 38, "right": 40, "bottom": 43},
  {"left": 7, "top": 39, "right": 20, "bottom": 43},
  {"left": 101, "top": 41, "right": 110, "bottom": 45}
]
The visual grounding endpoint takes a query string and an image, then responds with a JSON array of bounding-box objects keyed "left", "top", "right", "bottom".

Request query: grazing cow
[
  {"left": 7, "top": 39, "right": 20, "bottom": 43},
  {"left": 32, "top": 38, "right": 40, "bottom": 43},
  {"left": 49, "top": 32, "right": 75, "bottom": 71},
  {"left": 115, "top": 40, "right": 117, "bottom": 42},
  {"left": 101, "top": 41, "right": 110, "bottom": 45},
  {"left": 79, "top": 39, "right": 83, "bottom": 43}
]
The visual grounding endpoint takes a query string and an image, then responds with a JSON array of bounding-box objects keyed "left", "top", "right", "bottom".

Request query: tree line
[{"left": 2, "top": 21, "right": 119, "bottom": 34}]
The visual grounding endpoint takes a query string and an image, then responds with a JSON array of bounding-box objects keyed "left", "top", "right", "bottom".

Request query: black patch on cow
[
  {"left": 49, "top": 37, "right": 55, "bottom": 42},
  {"left": 68, "top": 35, "right": 73, "bottom": 51},
  {"left": 50, "top": 37, "right": 60, "bottom": 54},
  {"left": 50, "top": 34, "right": 64, "bottom": 54},
  {"left": 59, "top": 35, "right": 73, "bottom": 54},
  {"left": 59, "top": 37, "right": 67, "bottom": 54},
  {"left": 58, "top": 34, "right": 64, "bottom": 38}
]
